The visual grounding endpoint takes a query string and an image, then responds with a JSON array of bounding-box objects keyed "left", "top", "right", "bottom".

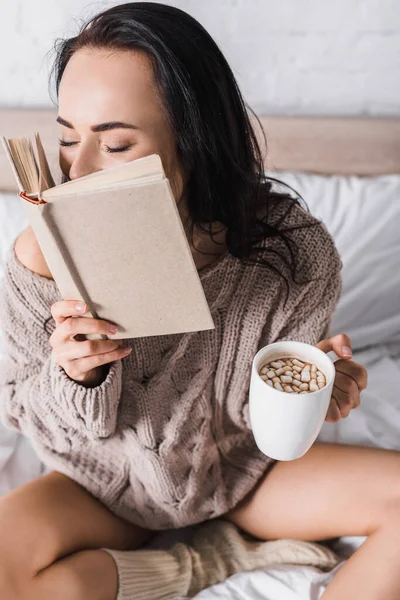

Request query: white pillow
[{"left": 266, "top": 172, "right": 400, "bottom": 350}]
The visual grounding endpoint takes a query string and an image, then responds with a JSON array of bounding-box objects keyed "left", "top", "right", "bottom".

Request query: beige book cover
[{"left": 1, "top": 133, "right": 215, "bottom": 340}]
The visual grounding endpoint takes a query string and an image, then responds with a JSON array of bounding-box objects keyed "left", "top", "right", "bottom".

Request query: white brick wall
[{"left": 0, "top": 0, "right": 398, "bottom": 115}]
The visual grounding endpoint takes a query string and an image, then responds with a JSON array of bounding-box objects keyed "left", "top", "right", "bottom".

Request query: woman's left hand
[{"left": 316, "top": 333, "right": 368, "bottom": 423}]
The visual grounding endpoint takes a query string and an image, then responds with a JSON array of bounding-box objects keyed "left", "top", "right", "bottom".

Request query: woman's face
[{"left": 57, "top": 47, "right": 184, "bottom": 204}]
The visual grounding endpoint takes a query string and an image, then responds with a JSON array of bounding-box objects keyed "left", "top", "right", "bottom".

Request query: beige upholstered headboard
[{"left": 1, "top": 108, "right": 399, "bottom": 192}]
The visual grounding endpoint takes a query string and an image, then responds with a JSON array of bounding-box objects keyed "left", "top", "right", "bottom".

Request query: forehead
[{"left": 58, "top": 48, "right": 162, "bottom": 126}]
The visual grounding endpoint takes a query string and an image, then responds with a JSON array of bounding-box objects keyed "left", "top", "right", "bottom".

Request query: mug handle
[{"left": 326, "top": 350, "right": 341, "bottom": 363}]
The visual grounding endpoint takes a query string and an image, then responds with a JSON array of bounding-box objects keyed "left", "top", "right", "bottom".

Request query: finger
[
  {"left": 331, "top": 389, "right": 354, "bottom": 418},
  {"left": 334, "top": 361, "right": 368, "bottom": 392},
  {"left": 316, "top": 333, "right": 352, "bottom": 359},
  {"left": 325, "top": 396, "right": 342, "bottom": 422},
  {"left": 55, "top": 338, "right": 124, "bottom": 362},
  {"left": 332, "top": 373, "right": 360, "bottom": 413},
  {"left": 50, "top": 316, "right": 119, "bottom": 346},
  {"left": 334, "top": 371, "right": 362, "bottom": 407},
  {"left": 332, "top": 392, "right": 350, "bottom": 419},
  {"left": 66, "top": 347, "right": 132, "bottom": 379},
  {"left": 51, "top": 300, "right": 88, "bottom": 325}
]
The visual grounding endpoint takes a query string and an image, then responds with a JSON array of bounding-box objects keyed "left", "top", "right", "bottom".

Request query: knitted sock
[
  {"left": 103, "top": 518, "right": 341, "bottom": 600},
  {"left": 103, "top": 544, "right": 191, "bottom": 600}
]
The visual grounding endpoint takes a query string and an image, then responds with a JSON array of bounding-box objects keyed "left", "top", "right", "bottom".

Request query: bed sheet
[{"left": 177, "top": 562, "right": 347, "bottom": 600}]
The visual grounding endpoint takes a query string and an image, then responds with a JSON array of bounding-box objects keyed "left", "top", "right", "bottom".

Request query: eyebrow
[{"left": 56, "top": 116, "right": 139, "bottom": 132}]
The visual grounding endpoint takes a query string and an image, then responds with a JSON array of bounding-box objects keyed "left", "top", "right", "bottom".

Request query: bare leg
[
  {"left": 32, "top": 549, "right": 121, "bottom": 600},
  {"left": 0, "top": 471, "right": 152, "bottom": 599},
  {"left": 224, "top": 442, "right": 400, "bottom": 600},
  {"left": 32, "top": 550, "right": 118, "bottom": 600}
]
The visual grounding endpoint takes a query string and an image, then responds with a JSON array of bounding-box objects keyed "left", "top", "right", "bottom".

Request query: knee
[
  {"left": 378, "top": 503, "right": 400, "bottom": 534},
  {"left": 0, "top": 484, "right": 62, "bottom": 578},
  {"left": 0, "top": 495, "right": 36, "bottom": 598},
  {"left": 0, "top": 510, "right": 85, "bottom": 600},
  {"left": 0, "top": 525, "right": 36, "bottom": 600},
  {"left": 0, "top": 558, "right": 86, "bottom": 600},
  {"left": 364, "top": 491, "right": 400, "bottom": 537},
  {"left": 0, "top": 563, "right": 22, "bottom": 600}
]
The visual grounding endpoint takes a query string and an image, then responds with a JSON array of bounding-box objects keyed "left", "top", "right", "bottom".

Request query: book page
[
  {"left": 3, "top": 136, "right": 39, "bottom": 193},
  {"left": 35, "top": 132, "right": 55, "bottom": 194},
  {"left": 1, "top": 136, "right": 24, "bottom": 192}
]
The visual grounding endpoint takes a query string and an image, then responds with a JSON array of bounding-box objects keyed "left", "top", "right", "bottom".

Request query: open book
[{"left": 1, "top": 132, "right": 215, "bottom": 340}]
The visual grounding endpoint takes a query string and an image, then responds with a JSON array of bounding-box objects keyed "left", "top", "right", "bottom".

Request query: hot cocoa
[{"left": 258, "top": 357, "right": 326, "bottom": 394}]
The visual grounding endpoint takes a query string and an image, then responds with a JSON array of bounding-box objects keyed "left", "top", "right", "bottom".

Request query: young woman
[{"left": 3, "top": 4, "right": 398, "bottom": 600}]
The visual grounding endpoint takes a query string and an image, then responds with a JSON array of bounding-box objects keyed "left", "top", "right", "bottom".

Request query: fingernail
[
  {"left": 342, "top": 345, "right": 352, "bottom": 357},
  {"left": 108, "top": 324, "right": 118, "bottom": 334},
  {"left": 122, "top": 347, "right": 132, "bottom": 353},
  {"left": 75, "top": 302, "right": 86, "bottom": 312}
]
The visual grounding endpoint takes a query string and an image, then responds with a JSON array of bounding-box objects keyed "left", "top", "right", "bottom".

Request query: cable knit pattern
[{"left": 0, "top": 198, "right": 342, "bottom": 530}]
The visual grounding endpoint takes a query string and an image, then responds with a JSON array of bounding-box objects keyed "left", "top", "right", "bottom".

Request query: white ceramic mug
[{"left": 249, "top": 341, "right": 340, "bottom": 461}]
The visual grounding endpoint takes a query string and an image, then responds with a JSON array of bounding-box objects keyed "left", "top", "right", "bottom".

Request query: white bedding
[
  {"left": 181, "top": 562, "right": 347, "bottom": 600},
  {"left": 0, "top": 171, "right": 400, "bottom": 599}
]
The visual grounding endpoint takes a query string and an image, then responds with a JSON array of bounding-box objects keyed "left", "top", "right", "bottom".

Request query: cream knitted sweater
[{"left": 0, "top": 198, "right": 342, "bottom": 530}]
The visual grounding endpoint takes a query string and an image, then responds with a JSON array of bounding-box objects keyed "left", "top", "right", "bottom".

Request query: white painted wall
[{"left": 0, "top": 0, "right": 399, "bottom": 115}]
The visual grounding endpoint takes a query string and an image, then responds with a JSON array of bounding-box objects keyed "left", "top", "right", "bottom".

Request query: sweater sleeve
[{"left": 0, "top": 240, "right": 123, "bottom": 441}]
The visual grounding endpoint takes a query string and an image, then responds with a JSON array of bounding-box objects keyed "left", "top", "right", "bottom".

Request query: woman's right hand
[{"left": 49, "top": 300, "right": 132, "bottom": 388}]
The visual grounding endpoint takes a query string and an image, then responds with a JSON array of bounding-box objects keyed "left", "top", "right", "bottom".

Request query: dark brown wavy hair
[{"left": 43, "top": 2, "right": 318, "bottom": 334}]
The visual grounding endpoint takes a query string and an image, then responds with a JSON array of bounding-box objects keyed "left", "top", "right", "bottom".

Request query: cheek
[
  {"left": 159, "top": 149, "right": 185, "bottom": 203},
  {"left": 169, "top": 168, "right": 184, "bottom": 203},
  {"left": 135, "top": 138, "right": 184, "bottom": 203}
]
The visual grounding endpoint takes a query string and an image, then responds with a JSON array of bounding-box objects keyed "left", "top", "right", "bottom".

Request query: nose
[{"left": 68, "top": 144, "right": 101, "bottom": 181}]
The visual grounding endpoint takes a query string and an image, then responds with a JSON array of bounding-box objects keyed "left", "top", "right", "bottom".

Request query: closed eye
[
  {"left": 58, "top": 139, "right": 132, "bottom": 153},
  {"left": 105, "top": 144, "right": 132, "bottom": 154},
  {"left": 58, "top": 139, "right": 77, "bottom": 147}
]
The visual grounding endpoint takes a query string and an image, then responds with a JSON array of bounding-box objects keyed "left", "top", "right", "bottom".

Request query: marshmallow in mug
[{"left": 258, "top": 357, "right": 327, "bottom": 394}]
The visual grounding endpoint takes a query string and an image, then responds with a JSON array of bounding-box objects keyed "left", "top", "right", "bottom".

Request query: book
[{"left": 1, "top": 132, "right": 215, "bottom": 340}]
